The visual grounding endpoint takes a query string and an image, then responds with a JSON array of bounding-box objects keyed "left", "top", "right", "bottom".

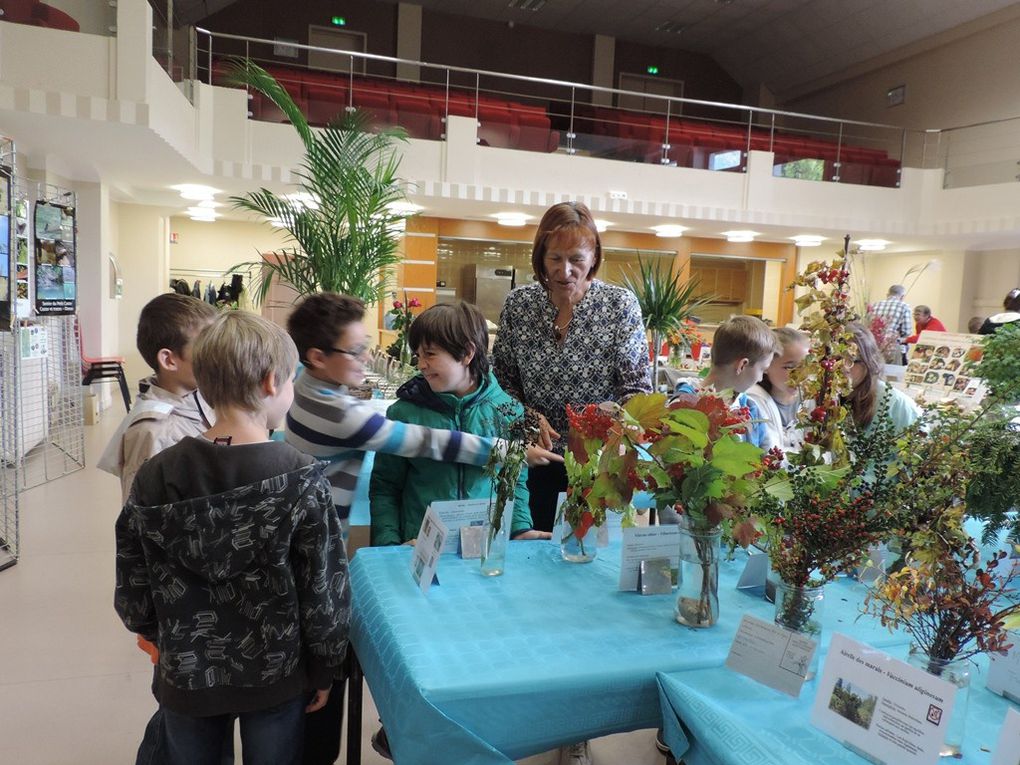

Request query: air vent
[
  {"left": 656, "top": 20, "right": 685, "bottom": 34},
  {"left": 507, "top": 0, "right": 546, "bottom": 10}
]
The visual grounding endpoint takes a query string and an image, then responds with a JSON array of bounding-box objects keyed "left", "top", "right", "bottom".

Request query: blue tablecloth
[
  {"left": 657, "top": 653, "right": 1016, "bottom": 765},
  {"left": 349, "top": 450, "right": 374, "bottom": 528},
  {"left": 349, "top": 543, "right": 909, "bottom": 764}
]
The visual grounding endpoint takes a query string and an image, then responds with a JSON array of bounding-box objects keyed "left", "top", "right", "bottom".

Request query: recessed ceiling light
[
  {"left": 652, "top": 224, "right": 687, "bottom": 238},
  {"left": 723, "top": 230, "right": 758, "bottom": 243},
  {"left": 173, "top": 184, "right": 220, "bottom": 201},
  {"left": 593, "top": 219, "right": 612, "bottom": 233},
  {"left": 791, "top": 235, "right": 825, "bottom": 247},
  {"left": 187, "top": 206, "right": 219, "bottom": 221},
  {"left": 857, "top": 239, "right": 890, "bottom": 252},
  {"left": 507, "top": 0, "right": 545, "bottom": 10},
  {"left": 285, "top": 192, "right": 320, "bottom": 211},
  {"left": 492, "top": 212, "right": 529, "bottom": 227},
  {"left": 195, "top": 199, "right": 221, "bottom": 209},
  {"left": 656, "top": 20, "right": 684, "bottom": 34}
]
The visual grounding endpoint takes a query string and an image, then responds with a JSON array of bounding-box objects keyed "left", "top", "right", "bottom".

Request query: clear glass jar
[
  {"left": 906, "top": 645, "right": 971, "bottom": 757},
  {"left": 675, "top": 518, "right": 721, "bottom": 628},
  {"left": 480, "top": 518, "right": 509, "bottom": 576},
  {"left": 773, "top": 580, "right": 825, "bottom": 680},
  {"left": 560, "top": 519, "right": 598, "bottom": 563}
]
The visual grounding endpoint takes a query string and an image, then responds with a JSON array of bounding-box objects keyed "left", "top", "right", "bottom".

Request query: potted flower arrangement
[
  {"left": 666, "top": 320, "right": 704, "bottom": 366},
  {"left": 560, "top": 402, "right": 642, "bottom": 563},
  {"left": 481, "top": 404, "right": 540, "bottom": 576},
  {"left": 386, "top": 292, "right": 421, "bottom": 366},
  {"left": 752, "top": 240, "right": 900, "bottom": 669},
  {"left": 634, "top": 392, "right": 767, "bottom": 627},
  {"left": 859, "top": 322, "right": 1020, "bottom": 755}
]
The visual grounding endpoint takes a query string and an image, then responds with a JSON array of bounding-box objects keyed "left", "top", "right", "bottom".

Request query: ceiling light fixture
[
  {"left": 593, "top": 219, "right": 612, "bottom": 233},
  {"left": 492, "top": 212, "right": 529, "bottom": 227},
  {"left": 285, "top": 192, "right": 320, "bottom": 211},
  {"left": 173, "top": 184, "right": 220, "bottom": 201},
  {"left": 656, "top": 20, "right": 684, "bottom": 34},
  {"left": 791, "top": 235, "right": 825, "bottom": 247},
  {"left": 652, "top": 224, "right": 687, "bottom": 238},
  {"left": 387, "top": 201, "right": 424, "bottom": 216},
  {"left": 857, "top": 239, "right": 890, "bottom": 252},
  {"left": 186, "top": 206, "right": 219, "bottom": 221},
  {"left": 723, "top": 230, "right": 758, "bottom": 243},
  {"left": 507, "top": 0, "right": 546, "bottom": 10}
]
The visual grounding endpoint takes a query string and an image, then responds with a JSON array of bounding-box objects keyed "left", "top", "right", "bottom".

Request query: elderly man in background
[
  {"left": 905, "top": 304, "right": 947, "bottom": 344},
  {"left": 869, "top": 284, "right": 913, "bottom": 364}
]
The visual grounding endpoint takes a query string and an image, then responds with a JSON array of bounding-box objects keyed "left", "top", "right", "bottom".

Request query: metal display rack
[{"left": 0, "top": 137, "right": 85, "bottom": 572}]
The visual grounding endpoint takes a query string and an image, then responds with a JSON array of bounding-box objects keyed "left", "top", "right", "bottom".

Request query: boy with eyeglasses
[{"left": 285, "top": 292, "right": 560, "bottom": 765}]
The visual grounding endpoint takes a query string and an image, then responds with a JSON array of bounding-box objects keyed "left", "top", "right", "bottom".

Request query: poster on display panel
[
  {"left": 33, "top": 201, "right": 76, "bottom": 315},
  {"left": 0, "top": 168, "right": 11, "bottom": 327},
  {"left": 903, "top": 330, "right": 987, "bottom": 408}
]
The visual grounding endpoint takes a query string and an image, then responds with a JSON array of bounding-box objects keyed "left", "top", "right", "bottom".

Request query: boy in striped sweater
[
  {"left": 286, "top": 293, "right": 560, "bottom": 536},
  {"left": 285, "top": 292, "right": 560, "bottom": 765}
]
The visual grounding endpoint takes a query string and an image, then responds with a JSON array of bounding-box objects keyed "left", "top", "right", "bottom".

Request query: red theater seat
[
  {"left": 477, "top": 104, "right": 518, "bottom": 148},
  {"left": 304, "top": 82, "right": 349, "bottom": 127}
]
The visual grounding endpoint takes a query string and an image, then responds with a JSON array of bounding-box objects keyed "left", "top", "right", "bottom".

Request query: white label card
[
  {"left": 428, "top": 498, "right": 489, "bottom": 555},
  {"left": 811, "top": 634, "right": 956, "bottom": 765},
  {"left": 725, "top": 614, "right": 817, "bottom": 697},
  {"left": 735, "top": 546, "right": 770, "bottom": 590},
  {"left": 987, "top": 640, "right": 1020, "bottom": 703},
  {"left": 618, "top": 525, "right": 680, "bottom": 591},
  {"left": 410, "top": 506, "right": 448, "bottom": 596},
  {"left": 991, "top": 707, "right": 1020, "bottom": 765}
]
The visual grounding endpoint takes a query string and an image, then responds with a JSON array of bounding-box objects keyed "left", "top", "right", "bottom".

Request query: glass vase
[
  {"left": 560, "top": 516, "right": 599, "bottom": 563},
  {"left": 773, "top": 580, "right": 825, "bottom": 680},
  {"left": 481, "top": 519, "right": 509, "bottom": 576},
  {"left": 674, "top": 519, "right": 721, "bottom": 628},
  {"left": 906, "top": 645, "right": 971, "bottom": 757}
]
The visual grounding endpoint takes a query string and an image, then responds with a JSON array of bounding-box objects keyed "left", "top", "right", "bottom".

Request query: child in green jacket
[{"left": 370, "top": 301, "right": 549, "bottom": 545}]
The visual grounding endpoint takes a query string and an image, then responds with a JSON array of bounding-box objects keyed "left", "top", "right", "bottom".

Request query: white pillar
[
  {"left": 592, "top": 35, "right": 615, "bottom": 107},
  {"left": 396, "top": 3, "right": 423, "bottom": 83},
  {"left": 116, "top": 0, "right": 153, "bottom": 102}
]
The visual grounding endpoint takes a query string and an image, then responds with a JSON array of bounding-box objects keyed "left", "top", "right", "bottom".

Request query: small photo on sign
[
  {"left": 828, "top": 678, "right": 878, "bottom": 731},
  {"left": 36, "top": 264, "right": 64, "bottom": 300}
]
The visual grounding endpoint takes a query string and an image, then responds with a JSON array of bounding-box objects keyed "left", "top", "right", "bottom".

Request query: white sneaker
[{"left": 558, "top": 741, "right": 593, "bottom": 765}]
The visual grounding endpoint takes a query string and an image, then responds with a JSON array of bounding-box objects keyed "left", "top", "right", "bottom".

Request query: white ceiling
[{"left": 169, "top": 0, "right": 1020, "bottom": 101}]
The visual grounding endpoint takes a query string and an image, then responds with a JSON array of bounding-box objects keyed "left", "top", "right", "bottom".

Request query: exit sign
[
  {"left": 646, "top": 65, "right": 659, "bottom": 75},
  {"left": 331, "top": 16, "right": 346, "bottom": 26}
]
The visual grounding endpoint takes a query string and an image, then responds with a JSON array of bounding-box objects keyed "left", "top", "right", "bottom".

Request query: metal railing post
[
  {"left": 744, "top": 109, "right": 753, "bottom": 171},
  {"left": 662, "top": 99, "right": 671, "bottom": 165},
  {"left": 443, "top": 69, "right": 450, "bottom": 139},
  {"left": 833, "top": 122, "right": 844, "bottom": 182},
  {"left": 207, "top": 30, "right": 212, "bottom": 85},
  {"left": 188, "top": 25, "right": 197, "bottom": 84},
  {"left": 567, "top": 87, "right": 576, "bottom": 155}
]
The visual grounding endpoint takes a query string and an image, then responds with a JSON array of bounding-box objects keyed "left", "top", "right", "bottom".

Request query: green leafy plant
[
  {"left": 622, "top": 256, "right": 713, "bottom": 388},
  {"left": 225, "top": 58, "right": 413, "bottom": 305}
]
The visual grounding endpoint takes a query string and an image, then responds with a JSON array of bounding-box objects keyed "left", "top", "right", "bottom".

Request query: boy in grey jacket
[{"left": 115, "top": 312, "right": 348, "bottom": 765}]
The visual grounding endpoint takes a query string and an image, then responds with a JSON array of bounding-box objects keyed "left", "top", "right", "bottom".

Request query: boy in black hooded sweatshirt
[{"left": 115, "top": 311, "right": 348, "bottom": 765}]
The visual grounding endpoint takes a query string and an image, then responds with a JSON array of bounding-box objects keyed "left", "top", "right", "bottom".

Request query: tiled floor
[{"left": 0, "top": 416, "right": 664, "bottom": 764}]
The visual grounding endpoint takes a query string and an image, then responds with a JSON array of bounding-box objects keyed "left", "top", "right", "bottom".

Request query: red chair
[
  {"left": 477, "top": 104, "right": 518, "bottom": 148},
  {"left": 304, "top": 82, "right": 350, "bottom": 127},
  {"left": 77, "top": 320, "right": 131, "bottom": 412}
]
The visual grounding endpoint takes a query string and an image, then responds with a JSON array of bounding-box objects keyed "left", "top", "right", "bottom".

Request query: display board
[
  {"left": 14, "top": 196, "right": 29, "bottom": 319},
  {"left": 33, "top": 201, "right": 76, "bottom": 315},
  {"left": 903, "top": 330, "right": 986, "bottom": 407},
  {"left": 0, "top": 168, "right": 10, "bottom": 327}
]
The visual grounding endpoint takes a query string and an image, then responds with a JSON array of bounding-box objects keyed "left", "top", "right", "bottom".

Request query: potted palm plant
[
  {"left": 225, "top": 58, "right": 413, "bottom": 305},
  {"left": 622, "top": 256, "right": 712, "bottom": 390}
]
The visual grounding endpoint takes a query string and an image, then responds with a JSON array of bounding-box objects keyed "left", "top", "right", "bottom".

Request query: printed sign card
[
  {"left": 618, "top": 525, "right": 680, "bottom": 591},
  {"left": 428, "top": 498, "right": 489, "bottom": 555},
  {"left": 991, "top": 707, "right": 1020, "bottom": 765},
  {"left": 725, "top": 614, "right": 817, "bottom": 697},
  {"left": 811, "top": 634, "right": 956, "bottom": 765},
  {"left": 904, "top": 331, "right": 986, "bottom": 408},
  {"left": 987, "top": 641, "right": 1020, "bottom": 703},
  {"left": 410, "top": 506, "right": 448, "bottom": 596},
  {"left": 736, "top": 545, "right": 770, "bottom": 590}
]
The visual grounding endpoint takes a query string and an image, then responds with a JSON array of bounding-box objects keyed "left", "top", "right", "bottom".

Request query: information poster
[
  {"left": 14, "top": 196, "right": 30, "bottom": 318},
  {"left": 0, "top": 168, "right": 10, "bottom": 327},
  {"left": 34, "top": 201, "right": 76, "bottom": 315},
  {"left": 904, "top": 331, "right": 986, "bottom": 407}
]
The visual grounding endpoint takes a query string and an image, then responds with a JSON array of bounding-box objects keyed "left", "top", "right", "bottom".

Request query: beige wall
[
  {"left": 115, "top": 203, "right": 174, "bottom": 383},
  {"left": 786, "top": 7, "right": 1020, "bottom": 168}
]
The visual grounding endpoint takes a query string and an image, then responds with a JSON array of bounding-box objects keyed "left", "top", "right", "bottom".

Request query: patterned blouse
[{"left": 492, "top": 280, "right": 652, "bottom": 452}]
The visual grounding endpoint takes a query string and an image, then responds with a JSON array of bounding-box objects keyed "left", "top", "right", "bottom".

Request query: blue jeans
[
  {"left": 158, "top": 695, "right": 306, "bottom": 765},
  {"left": 136, "top": 708, "right": 236, "bottom": 765}
]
